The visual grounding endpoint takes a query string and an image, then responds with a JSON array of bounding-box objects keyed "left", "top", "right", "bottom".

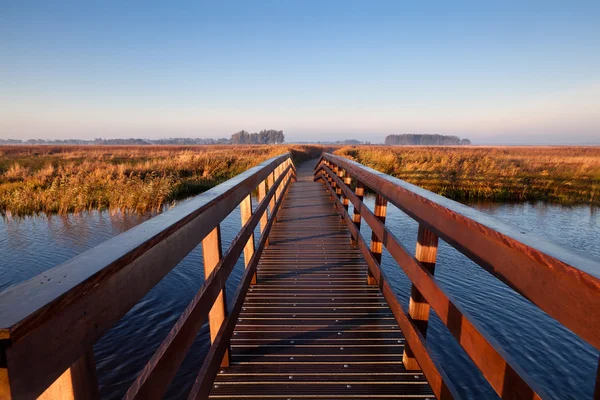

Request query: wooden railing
[
  {"left": 0, "top": 154, "right": 296, "bottom": 400},
  {"left": 315, "top": 153, "right": 600, "bottom": 400}
]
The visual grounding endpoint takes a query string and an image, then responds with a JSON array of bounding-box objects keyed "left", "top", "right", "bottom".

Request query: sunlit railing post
[
  {"left": 337, "top": 168, "right": 348, "bottom": 218},
  {"left": 402, "top": 224, "right": 439, "bottom": 370},
  {"left": 241, "top": 195, "right": 257, "bottom": 285},
  {"left": 368, "top": 194, "right": 387, "bottom": 285},
  {"left": 258, "top": 179, "right": 268, "bottom": 246},
  {"left": 343, "top": 171, "right": 352, "bottom": 212},
  {"left": 202, "top": 225, "right": 230, "bottom": 367},
  {"left": 326, "top": 162, "right": 334, "bottom": 199},
  {"left": 331, "top": 164, "right": 339, "bottom": 199},
  {"left": 267, "top": 171, "right": 276, "bottom": 222},
  {"left": 37, "top": 349, "right": 99, "bottom": 400},
  {"left": 351, "top": 180, "right": 364, "bottom": 246}
]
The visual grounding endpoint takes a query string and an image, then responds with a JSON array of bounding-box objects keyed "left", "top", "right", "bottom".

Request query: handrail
[
  {"left": 0, "top": 154, "right": 296, "bottom": 399},
  {"left": 315, "top": 153, "right": 600, "bottom": 400}
]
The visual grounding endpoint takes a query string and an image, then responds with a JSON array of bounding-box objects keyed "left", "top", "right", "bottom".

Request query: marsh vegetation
[
  {"left": 0, "top": 145, "right": 323, "bottom": 216},
  {"left": 335, "top": 146, "right": 600, "bottom": 205},
  {"left": 1, "top": 144, "right": 598, "bottom": 217}
]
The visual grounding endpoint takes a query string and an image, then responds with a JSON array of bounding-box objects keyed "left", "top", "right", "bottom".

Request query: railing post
[
  {"left": 267, "top": 171, "right": 276, "bottom": 221},
  {"left": 326, "top": 162, "right": 334, "bottom": 199},
  {"left": 331, "top": 165, "right": 339, "bottom": 198},
  {"left": 258, "top": 179, "right": 269, "bottom": 246},
  {"left": 240, "top": 195, "right": 256, "bottom": 284},
  {"left": 351, "top": 180, "right": 364, "bottom": 246},
  {"left": 368, "top": 194, "right": 387, "bottom": 285},
  {"left": 342, "top": 170, "right": 351, "bottom": 211},
  {"left": 402, "top": 224, "right": 439, "bottom": 371},
  {"left": 202, "top": 225, "right": 230, "bottom": 367},
  {"left": 38, "top": 348, "right": 99, "bottom": 400},
  {"left": 337, "top": 168, "right": 349, "bottom": 219}
]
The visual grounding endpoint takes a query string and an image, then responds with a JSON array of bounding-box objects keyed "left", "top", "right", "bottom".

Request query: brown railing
[
  {"left": 0, "top": 154, "right": 296, "bottom": 400},
  {"left": 314, "top": 153, "right": 600, "bottom": 400}
]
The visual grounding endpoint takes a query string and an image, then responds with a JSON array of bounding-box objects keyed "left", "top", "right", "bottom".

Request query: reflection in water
[{"left": 0, "top": 200, "right": 598, "bottom": 399}]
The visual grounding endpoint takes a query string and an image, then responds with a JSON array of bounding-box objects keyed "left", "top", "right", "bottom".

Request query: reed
[
  {"left": 0, "top": 145, "right": 324, "bottom": 217},
  {"left": 334, "top": 146, "right": 600, "bottom": 205}
]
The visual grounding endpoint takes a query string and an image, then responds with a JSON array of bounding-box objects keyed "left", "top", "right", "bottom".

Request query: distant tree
[{"left": 230, "top": 129, "right": 284, "bottom": 144}]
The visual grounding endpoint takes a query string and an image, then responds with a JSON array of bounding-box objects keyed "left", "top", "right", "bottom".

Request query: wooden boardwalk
[
  {"left": 3, "top": 153, "right": 597, "bottom": 400},
  {"left": 209, "top": 162, "right": 434, "bottom": 399}
]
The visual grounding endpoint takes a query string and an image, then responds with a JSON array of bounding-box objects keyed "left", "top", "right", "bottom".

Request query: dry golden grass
[
  {"left": 0, "top": 145, "right": 325, "bottom": 216},
  {"left": 335, "top": 146, "right": 600, "bottom": 205}
]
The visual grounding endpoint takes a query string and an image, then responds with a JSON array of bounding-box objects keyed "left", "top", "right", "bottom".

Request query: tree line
[
  {"left": 384, "top": 134, "right": 471, "bottom": 146},
  {"left": 0, "top": 129, "right": 285, "bottom": 145}
]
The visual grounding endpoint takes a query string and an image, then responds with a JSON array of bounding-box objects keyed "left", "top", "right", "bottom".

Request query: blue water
[{"left": 0, "top": 199, "right": 598, "bottom": 399}]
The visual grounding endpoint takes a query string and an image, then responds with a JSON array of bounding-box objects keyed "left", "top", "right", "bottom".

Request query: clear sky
[{"left": 1, "top": 1, "right": 599, "bottom": 144}]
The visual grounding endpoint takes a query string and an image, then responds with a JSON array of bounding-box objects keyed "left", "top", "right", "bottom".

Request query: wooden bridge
[{"left": 0, "top": 153, "right": 599, "bottom": 399}]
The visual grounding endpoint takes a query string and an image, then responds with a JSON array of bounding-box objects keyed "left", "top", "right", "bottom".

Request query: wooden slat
[
  {"left": 319, "top": 154, "right": 600, "bottom": 351},
  {"left": 351, "top": 180, "right": 364, "bottom": 246},
  {"left": 403, "top": 224, "right": 438, "bottom": 371},
  {"left": 258, "top": 179, "right": 268, "bottom": 246},
  {"left": 240, "top": 195, "right": 256, "bottom": 285},
  {"left": 202, "top": 226, "right": 230, "bottom": 367},
  {"left": 368, "top": 193, "right": 387, "bottom": 286}
]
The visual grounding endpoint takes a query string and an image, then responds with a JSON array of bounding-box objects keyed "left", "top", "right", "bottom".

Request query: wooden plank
[
  {"left": 320, "top": 154, "right": 600, "bottom": 351},
  {"left": 267, "top": 172, "right": 276, "bottom": 220},
  {"left": 318, "top": 162, "right": 547, "bottom": 399},
  {"left": 0, "top": 154, "right": 292, "bottom": 399},
  {"left": 351, "top": 181, "right": 364, "bottom": 246},
  {"left": 240, "top": 195, "right": 256, "bottom": 285},
  {"left": 38, "top": 349, "right": 99, "bottom": 400},
  {"left": 258, "top": 179, "right": 268, "bottom": 246},
  {"left": 403, "top": 224, "right": 438, "bottom": 371},
  {"left": 368, "top": 194, "right": 387, "bottom": 285},
  {"left": 203, "top": 226, "right": 230, "bottom": 367}
]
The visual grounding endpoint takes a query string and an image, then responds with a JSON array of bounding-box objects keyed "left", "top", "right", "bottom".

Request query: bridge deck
[{"left": 209, "top": 162, "right": 434, "bottom": 399}]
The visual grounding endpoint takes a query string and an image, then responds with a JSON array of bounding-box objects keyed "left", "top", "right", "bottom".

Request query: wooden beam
[
  {"left": 403, "top": 224, "right": 439, "bottom": 371},
  {"left": 257, "top": 179, "right": 268, "bottom": 246},
  {"left": 267, "top": 172, "right": 275, "bottom": 221},
  {"left": 368, "top": 193, "right": 387, "bottom": 285},
  {"left": 351, "top": 180, "right": 364, "bottom": 246},
  {"left": 38, "top": 349, "right": 98, "bottom": 400},
  {"left": 202, "top": 225, "right": 229, "bottom": 368},
  {"left": 240, "top": 195, "right": 256, "bottom": 285},
  {"left": 343, "top": 170, "right": 352, "bottom": 212}
]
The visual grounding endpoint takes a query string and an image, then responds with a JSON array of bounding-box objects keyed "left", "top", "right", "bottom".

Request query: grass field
[
  {"left": 2, "top": 144, "right": 598, "bottom": 217},
  {"left": 335, "top": 146, "right": 600, "bottom": 205},
  {"left": 0, "top": 145, "right": 324, "bottom": 217}
]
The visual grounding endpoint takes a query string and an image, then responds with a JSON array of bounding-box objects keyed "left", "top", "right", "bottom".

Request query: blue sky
[{"left": 1, "top": 1, "right": 599, "bottom": 144}]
